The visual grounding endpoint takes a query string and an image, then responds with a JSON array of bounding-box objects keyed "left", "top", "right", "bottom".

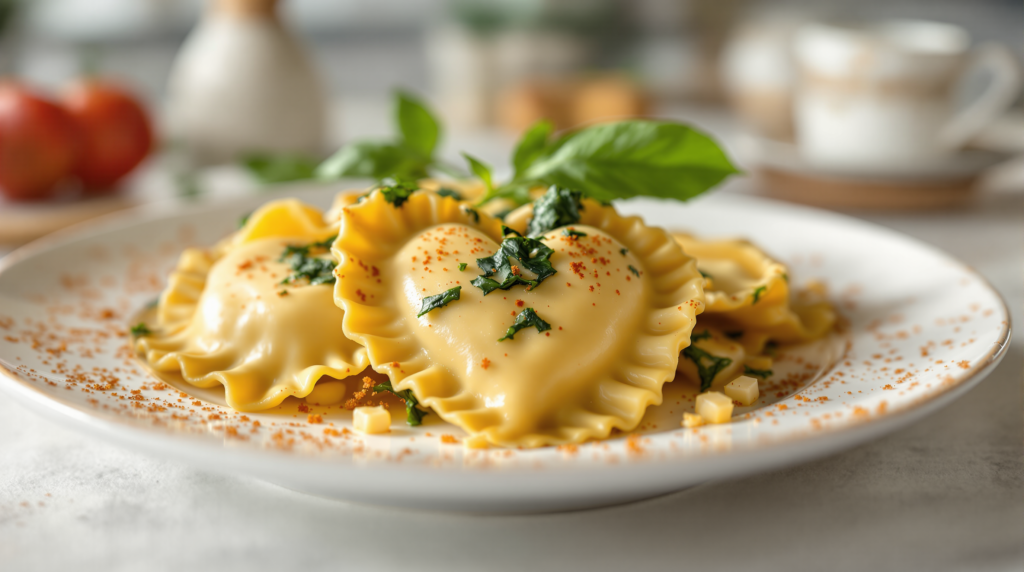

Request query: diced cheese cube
[
  {"left": 696, "top": 391, "right": 734, "bottom": 423},
  {"left": 681, "top": 412, "right": 705, "bottom": 428},
  {"left": 724, "top": 375, "right": 760, "bottom": 406},
  {"left": 305, "top": 380, "right": 346, "bottom": 406},
  {"left": 353, "top": 405, "right": 391, "bottom": 434}
]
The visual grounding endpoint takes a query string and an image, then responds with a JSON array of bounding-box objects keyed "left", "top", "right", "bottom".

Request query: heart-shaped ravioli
[
  {"left": 333, "top": 190, "right": 705, "bottom": 447},
  {"left": 137, "top": 199, "right": 368, "bottom": 410}
]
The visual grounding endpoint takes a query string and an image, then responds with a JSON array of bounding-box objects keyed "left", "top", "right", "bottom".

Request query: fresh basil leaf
[
  {"left": 373, "top": 380, "right": 426, "bottom": 426},
  {"left": 396, "top": 91, "right": 440, "bottom": 158},
  {"left": 243, "top": 154, "right": 319, "bottom": 184},
  {"left": 130, "top": 323, "right": 152, "bottom": 337},
  {"left": 527, "top": 186, "right": 583, "bottom": 237},
  {"left": 417, "top": 286, "right": 461, "bottom": 318},
  {"left": 462, "top": 206, "right": 480, "bottom": 223},
  {"left": 462, "top": 152, "right": 494, "bottom": 192},
  {"left": 562, "top": 229, "right": 587, "bottom": 238},
  {"left": 471, "top": 236, "right": 557, "bottom": 295},
  {"left": 683, "top": 346, "right": 733, "bottom": 392},
  {"left": 458, "top": 262, "right": 468, "bottom": 271},
  {"left": 744, "top": 366, "right": 773, "bottom": 378},
  {"left": 523, "top": 120, "right": 739, "bottom": 203},
  {"left": 498, "top": 308, "right": 551, "bottom": 341},
  {"left": 501, "top": 225, "right": 522, "bottom": 237},
  {"left": 512, "top": 119, "right": 553, "bottom": 177},
  {"left": 436, "top": 187, "right": 462, "bottom": 200},
  {"left": 317, "top": 141, "right": 429, "bottom": 181}
]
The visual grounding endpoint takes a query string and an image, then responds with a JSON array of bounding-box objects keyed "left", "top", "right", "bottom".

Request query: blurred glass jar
[{"left": 166, "top": 0, "right": 326, "bottom": 165}]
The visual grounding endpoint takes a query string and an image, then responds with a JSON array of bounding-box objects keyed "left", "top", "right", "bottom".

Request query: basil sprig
[
  {"left": 498, "top": 308, "right": 551, "bottom": 341},
  {"left": 243, "top": 154, "right": 319, "bottom": 184},
  {"left": 476, "top": 119, "right": 739, "bottom": 207},
  {"left": 471, "top": 236, "right": 557, "bottom": 295},
  {"left": 417, "top": 286, "right": 461, "bottom": 317},
  {"left": 317, "top": 91, "right": 461, "bottom": 181},
  {"left": 373, "top": 380, "right": 426, "bottom": 426}
]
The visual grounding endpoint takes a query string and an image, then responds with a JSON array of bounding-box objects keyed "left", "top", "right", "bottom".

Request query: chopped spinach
[
  {"left": 683, "top": 346, "right": 733, "bottom": 392},
  {"left": 417, "top": 286, "right": 461, "bottom": 317},
  {"left": 471, "top": 236, "right": 557, "bottom": 295},
  {"left": 527, "top": 186, "right": 583, "bottom": 237},
  {"left": 373, "top": 380, "right": 426, "bottom": 426},
  {"left": 498, "top": 308, "right": 551, "bottom": 341}
]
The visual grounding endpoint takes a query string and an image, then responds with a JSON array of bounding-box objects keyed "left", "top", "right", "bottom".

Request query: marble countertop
[{"left": 0, "top": 109, "right": 1022, "bottom": 570}]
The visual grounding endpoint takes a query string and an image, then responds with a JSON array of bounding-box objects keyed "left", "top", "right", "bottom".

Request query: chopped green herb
[
  {"left": 458, "top": 263, "right": 468, "bottom": 271},
  {"left": 498, "top": 308, "right": 551, "bottom": 341},
  {"left": 527, "top": 186, "right": 583, "bottom": 237},
  {"left": 379, "top": 180, "right": 418, "bottom": 207},
  {"left": 436, "top": 187, "right": 462, "bottom": 200},
  {"left": 725, "top": 331, "right": 744, "bottom": 340},
  {"left": 278, "top": 290, "right": 289, "bottom": 296},
  {"left": 238, "top": 212, "right": 251, "bottom": 228},
  {"left": 628, "top": 265, "right": 640, "bottom": 278},
  {"left": 752, "top": 285, "right": 767, "bottom": 304},
  {"left": 279, "top": 236, "right": 338, "bottom": 286},
  {"left": 682, "top": 346, "right": 733, "bottom": 392},
  {"left": 781, "top": 273, "right": 789, "bottom": 283},
  {"left": 691, "top": 330, "right": 712, "bottom": 342},
  {"left": 130, "top": 323, "right": 152, "bottom": 338},
  {"left": 494, "top": 208, "right": 513, "bottom": 221},
  {"left": 462, "top": 206, "right": 480, "bottom": 223},
  {"left": 373, "top": 380, "right": 426, "bottom": 426},
  {"left": 471, "top": 236, "right": 557, "bottom": 295},
  {"left": 619, "top": 248, "right": 628, "bottom": 256},
  {"left": 700, "top": 270, "right": 713, "bottom": 279},
  {"left": 764, "top": 341, "right": 779, "bottom": 358},
  {"left": 744, "top": 366, "right": 773, "bottom": 378},
  {"left": 417, "top": 286, "right": 461, "bottom": 318},
  {"left": 501, "top": 225, "right": 522, "bottom": 237},
  {"left": 562, "top": 228, "right": 587, "bottom": 238}
]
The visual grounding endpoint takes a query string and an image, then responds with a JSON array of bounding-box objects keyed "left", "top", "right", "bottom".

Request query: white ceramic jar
[{"left": 166, "top": 0, "right": 327, "bottom": 164}]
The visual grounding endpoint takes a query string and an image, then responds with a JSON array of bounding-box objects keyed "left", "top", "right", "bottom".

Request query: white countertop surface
[{"left": 1, "top": 113, "right": 1022, "bottom": 570}]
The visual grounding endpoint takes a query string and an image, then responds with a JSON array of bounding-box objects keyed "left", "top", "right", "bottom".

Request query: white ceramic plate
[{"left": 0, "top": 187, "right": 1009, "bottom": 513}]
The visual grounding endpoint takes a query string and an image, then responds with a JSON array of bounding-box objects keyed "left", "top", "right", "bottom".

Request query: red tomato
[
  {"left": 62, "top": 79, "right": 153, "bottom": 192},
  {"left": 0, "top": 83, "right": 81, "bottom": 201}
]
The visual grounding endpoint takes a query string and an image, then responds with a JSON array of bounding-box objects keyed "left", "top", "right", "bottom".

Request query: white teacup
[{"left": 793, "top": 19, "right": 1021, "bottom": 169}]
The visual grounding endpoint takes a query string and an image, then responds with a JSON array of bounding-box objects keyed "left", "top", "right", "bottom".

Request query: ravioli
[
  {"left": 333, "top": 190, "right": 705, "bottom": 447},
  {"left": 673, "top": 233, "right": 835, "bottom": 353},
  {"left": 136, "top": 199, "right": 368, "bottom": 411}
]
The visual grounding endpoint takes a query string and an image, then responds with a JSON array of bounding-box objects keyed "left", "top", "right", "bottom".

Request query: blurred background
[{"left": 0, "top": 0, "right": 1021, "bottom": 242}]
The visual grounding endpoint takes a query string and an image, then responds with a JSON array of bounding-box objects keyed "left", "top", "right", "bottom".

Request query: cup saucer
[{"left": 737, "top": 134, "right": 1009, "bottom": 210}]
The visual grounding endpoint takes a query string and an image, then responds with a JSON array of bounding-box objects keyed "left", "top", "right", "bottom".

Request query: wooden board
[{"left": 0, "top": 195, "right": 137, "bottom": 245}]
